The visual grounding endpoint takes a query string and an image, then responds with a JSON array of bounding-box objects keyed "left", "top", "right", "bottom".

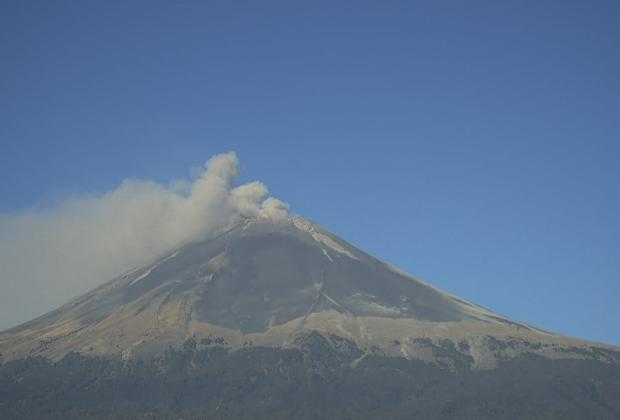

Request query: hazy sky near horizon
[{"left": 1, "top": 1, "right": 619, "bottom": 344}]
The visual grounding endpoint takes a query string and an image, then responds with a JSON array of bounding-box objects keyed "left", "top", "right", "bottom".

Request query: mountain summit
[
  {"left": 1, "top": 215, "right": 616, "bottom": 369},
  {"left": 2, "top": 215, "right": 620, "bottom": 419}
]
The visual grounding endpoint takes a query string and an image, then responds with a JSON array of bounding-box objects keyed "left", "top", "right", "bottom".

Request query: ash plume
[{"left": 0, "top": 152, "right": 288, "bottom": 330}]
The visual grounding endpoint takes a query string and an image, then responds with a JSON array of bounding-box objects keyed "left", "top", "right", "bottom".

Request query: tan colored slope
[{"left": 1, "top": 216, "right": 618, "bottom": 369}]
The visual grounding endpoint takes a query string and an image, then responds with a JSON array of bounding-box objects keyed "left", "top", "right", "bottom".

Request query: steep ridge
[{"left": 0, "top": 216, "right": 618, "bottom": 369}]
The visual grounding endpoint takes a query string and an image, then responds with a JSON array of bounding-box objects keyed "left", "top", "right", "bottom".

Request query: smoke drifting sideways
[{"left": 0, "top": 152, "right": 289, "bottom": 331}]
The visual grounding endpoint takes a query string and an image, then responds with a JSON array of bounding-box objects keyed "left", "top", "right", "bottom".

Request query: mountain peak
[{"left": 0, "top": 215, "right": 617, "bottom": 369}]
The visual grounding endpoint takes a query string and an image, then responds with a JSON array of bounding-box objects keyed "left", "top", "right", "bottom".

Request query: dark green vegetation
[{"left": 1, "top": 333, "right": 619, "bottom": 420}]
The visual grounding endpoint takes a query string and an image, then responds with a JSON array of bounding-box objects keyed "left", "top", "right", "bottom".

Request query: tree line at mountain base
[{"left": 1, "top": 333, "right": 620, "bottom": 420}]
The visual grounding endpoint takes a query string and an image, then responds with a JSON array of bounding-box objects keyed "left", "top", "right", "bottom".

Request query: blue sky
[{"left": 1, "top": 1, "right": 619, "bottom": 344}]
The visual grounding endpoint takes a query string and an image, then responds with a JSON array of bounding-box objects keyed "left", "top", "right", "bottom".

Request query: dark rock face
[
  {"left": 1, "top": 216, "right": 619, "bottom": 418},
  {"left": 105, "top": 220, "right": 476, "bottom": 329},
  {"left": 1, "top": 334, "right": 620, "bottom": 420},
  {"left": 2, "top": 217, "right": 592, "bottom": 362}
]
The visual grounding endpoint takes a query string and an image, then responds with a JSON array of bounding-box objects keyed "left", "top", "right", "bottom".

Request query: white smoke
[{"left": 0, "top": 152, "right": 289, "bottom": 330}]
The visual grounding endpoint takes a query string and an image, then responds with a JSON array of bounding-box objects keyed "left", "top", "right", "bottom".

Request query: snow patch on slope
[
  {"left": 292, "top": 217, "right": 358, "bottom": 260},
  {"left": 129, "top": 268, "right": 154, "bottom": 286},
  {"left": 345, "top": 292, "right": 402, "bottom": 316},
  {"left": 322, "top": 249, "right": 334, "bottom": 262},
  {"left": 129, "top": 250, "right": 180, "bottom": 286}
]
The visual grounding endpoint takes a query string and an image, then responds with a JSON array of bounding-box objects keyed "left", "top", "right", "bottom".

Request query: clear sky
[{"left": 1, "top": 1, "right": 619, "bottom": 345}]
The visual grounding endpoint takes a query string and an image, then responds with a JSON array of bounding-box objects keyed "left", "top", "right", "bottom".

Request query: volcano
[
  {"left": 1, "top": 215, "right": 619, "bottom": 419},
  {"left": 2, "top": 215, "right": 615, "bottom": 366}
]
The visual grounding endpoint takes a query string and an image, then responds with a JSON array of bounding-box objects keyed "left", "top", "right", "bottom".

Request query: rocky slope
[{"left": 1, "top": 216, "right": 617, "bottom": 370}]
